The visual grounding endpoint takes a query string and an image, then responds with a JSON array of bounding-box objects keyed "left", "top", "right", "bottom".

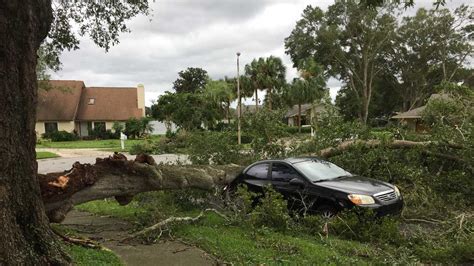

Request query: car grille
[{"left": 374, "top": 190, "right": 397, "bottom": 202}]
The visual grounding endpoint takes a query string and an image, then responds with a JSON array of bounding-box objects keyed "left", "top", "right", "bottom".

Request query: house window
[
  {"left": 94, "top": 122, "right": 106, "bottom": 132},
  {"left": 44, "top": 122, "right": 58, "bottom": 134},
  {"left": 88, "top": 98, "right": 95, "bottom": 105}
]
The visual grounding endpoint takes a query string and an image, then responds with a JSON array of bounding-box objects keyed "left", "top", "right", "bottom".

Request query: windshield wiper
[
  {"left": 331, "top": 174, "right": 352, "bottom": 180},
  {"left": 313, "top": 179, "right": 329, "bottom": 183}
]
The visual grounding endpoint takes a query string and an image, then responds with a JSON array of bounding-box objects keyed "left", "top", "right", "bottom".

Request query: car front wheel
[{"left": 316, "top": 205, "right": 338, "bottom": 219}]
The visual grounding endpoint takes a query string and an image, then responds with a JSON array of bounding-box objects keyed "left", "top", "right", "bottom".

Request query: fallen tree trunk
[
  {"left": 315, "top": 139, "right": 463, "bottom": 158},
  {"left": 39, "top": 140, "right": 468, "bottom": 223},
  {"left": 39, "top": 153, "right": 243, "bottom": 223}
]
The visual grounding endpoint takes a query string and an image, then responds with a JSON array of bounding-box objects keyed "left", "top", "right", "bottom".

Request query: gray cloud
[{"left": 53, "top": 0, "right": 470, "bottom": 106}]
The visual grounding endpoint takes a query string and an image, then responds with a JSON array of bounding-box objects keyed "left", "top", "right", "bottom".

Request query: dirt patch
[{"left": 62, "top": 210, "right": 216, "bottom": 266}]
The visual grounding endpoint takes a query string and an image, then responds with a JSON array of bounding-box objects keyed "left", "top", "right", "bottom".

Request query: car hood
[{"left": 314, "top": 176, "right": 393, "bottom": 195}]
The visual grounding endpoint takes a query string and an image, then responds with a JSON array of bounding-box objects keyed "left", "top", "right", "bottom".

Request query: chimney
[{"left": 137, "top": 84, "right": 145, "bottom": 117}]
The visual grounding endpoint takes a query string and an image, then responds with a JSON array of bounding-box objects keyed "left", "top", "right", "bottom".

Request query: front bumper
[{"left": 364, "top": 198, "right": 404, "bottom": 217}]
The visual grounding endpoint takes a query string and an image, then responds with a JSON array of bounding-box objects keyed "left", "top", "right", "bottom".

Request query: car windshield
[{"left": 293, "top": 159, "right": 352, "bottom": 182}]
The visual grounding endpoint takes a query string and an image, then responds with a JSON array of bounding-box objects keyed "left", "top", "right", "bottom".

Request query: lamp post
[{"left": 236, "top": 52, "right": 241, "bottom": 145}]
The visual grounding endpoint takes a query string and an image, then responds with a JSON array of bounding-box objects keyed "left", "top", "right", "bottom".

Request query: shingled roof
[
  {"left": 37, "top": 80, "right": 85, "bottom": 121},
  {"left": 391, "top": 94, "right": 450, "bottom": 120},
  {"left": 76, "top": 87, "right": 143, "bottom": 121},
  {"left": 37, "top": 80, "right": 144, "bottom": 122}
]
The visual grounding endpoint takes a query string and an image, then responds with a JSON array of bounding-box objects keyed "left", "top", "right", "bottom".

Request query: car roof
[{"left": 252, "top": 157, "right": 326, "bottom": 165}]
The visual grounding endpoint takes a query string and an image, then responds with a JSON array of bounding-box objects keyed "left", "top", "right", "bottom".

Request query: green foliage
[
  {"left": 243, "top": 108, "right": 288, "bottom": 158},
  {"left": 41, "top": 1, "right": 150, "bottom": 73},
  {"left": 285, "top": 2, "right": 397, "bottom": 123},
  {"left": 129, "top": 135, "right": 186, "bottom": 155},
  {"left": 64, "top": 244, "right": 123, "bottom": 265},
  {"left": 187, "top": 131, "right": 242, "bottom": 165},
  {"left": 286, "top": 2, "right": 472, "bottom": 123},
  {"left": 151, "top": 92, "right": 222, "bottom": 131},
  {"left": 36, "top": 151, "right": 59, "bottom": 159},
  {"left": 173, "top": 67, "right": 209, "bottom": 94},
  {"left": 42, "top": 130, "right": 79, "bottom": 142},
  {"left": 244, "top": 56, "right": 286, "bottom": 109},
  {"left": 124, "top": 117, "right": 153, "bottom": 139},
  {"left": 112, "top": 121, "right": 124, "bottom": 133},
  {"left": 89, "top": 128, "right": 118, "bottom": 140},
  {"left": 330, "top": 210, "right": 402, "bottom": 244},
  {"left": 204, "top": 79, "right": 236, "bottom": 122},
  {"left": 248, "top": 187, "right": 291, "bottom": 232}
]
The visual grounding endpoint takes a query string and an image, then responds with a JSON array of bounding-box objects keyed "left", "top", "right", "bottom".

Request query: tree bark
[
  {"left": 255, "top": 88, "right": 259, "bottom": 112},
  {"left": 0, "top": 1, "right": 70, "bottom": 264},
  {"left": 39, "top": 154, "right": 243, "bottom": 224},
  {"left": 268, "top": 87, "right": 272, "bottom": 110},
  {"left": 298, "top": 103, "right": 302, "bottom": 133}
]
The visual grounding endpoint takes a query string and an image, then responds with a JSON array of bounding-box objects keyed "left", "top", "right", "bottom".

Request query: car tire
[{"left": 316, "top": 205, "right": 338, "bottom": 219}]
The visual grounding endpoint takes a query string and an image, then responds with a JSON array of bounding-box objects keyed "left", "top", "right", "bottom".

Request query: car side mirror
[{"left": 289, "top": 178, "right": 305, "bottom": 187}]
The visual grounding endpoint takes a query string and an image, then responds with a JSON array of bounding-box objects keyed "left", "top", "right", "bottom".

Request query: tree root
[{"left": 121, "top": 208, "right": 228, "bottom": 243}]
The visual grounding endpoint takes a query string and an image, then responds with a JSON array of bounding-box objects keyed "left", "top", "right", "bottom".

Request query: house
[
  {"left": 391, "top": 93, "right": 448, "bottom": 132},
  {"left": 36, "top": 80, "right": 145, "bottom": 137},
  {"left": 285, "top": 103, "right": 326, "bottom": 127}
]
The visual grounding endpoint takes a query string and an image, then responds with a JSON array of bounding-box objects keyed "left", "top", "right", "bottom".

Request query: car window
[
  {"left": 271, "top": 163, "right": 299, "bottom": 182},
  {"left": 293, "top": 159, "right": 352, "bottom": 182},
  {"left": 246, "top": 163, "right": 270, "bottom": 179}
]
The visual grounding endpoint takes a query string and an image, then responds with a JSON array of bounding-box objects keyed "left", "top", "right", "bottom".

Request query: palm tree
[
  {"left": 244, "top": 59, "right": 263, "bottom": 112},
  {"left": 244, "top": 56, "right": 286, "bottom": 111},
  {"left": 284, "top": 59, "right": 326, "bottom": 133},
  {"left": 260, "top": 56, "right": 286, "bottom": 110}
]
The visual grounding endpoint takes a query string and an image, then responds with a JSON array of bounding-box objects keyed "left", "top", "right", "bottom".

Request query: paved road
[{"left": 37, "top": 153, "right": 188, "bottom": 174}]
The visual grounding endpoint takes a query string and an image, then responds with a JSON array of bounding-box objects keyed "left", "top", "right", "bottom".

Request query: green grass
[
  {"left": 64, "top": 245, "right": 123, "bottom": 265},
  {"left": 36, "top": 151, "right": 60, "bottom": 159},
  {"left": 36, "top": 136, "right": 161, "bottom": 151},
  {"left": 174, "top": 214, "right": 380, "bottom": 265},
  {"left": 77, "top": 194, "right": 393, "bottom": 265},
  {"left": 51, "top": 224, "right": 123, "bottom": 265},
  {"left": 77, "top": 199, "right": 150, "bottom": 221}
]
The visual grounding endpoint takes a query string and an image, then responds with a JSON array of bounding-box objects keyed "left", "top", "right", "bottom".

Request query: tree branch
[{"left": 39, "top": 153, "right": 243, "bottom": 223}]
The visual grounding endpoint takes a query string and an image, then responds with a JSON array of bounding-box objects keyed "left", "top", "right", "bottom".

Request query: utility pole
[{"left": 236, "top": 52, "right": 241, "bottom": 145}]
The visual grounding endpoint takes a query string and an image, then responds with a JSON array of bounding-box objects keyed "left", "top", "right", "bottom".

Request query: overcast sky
[{"left": 52, "top": 0, "right": 470, "bottom": 106}]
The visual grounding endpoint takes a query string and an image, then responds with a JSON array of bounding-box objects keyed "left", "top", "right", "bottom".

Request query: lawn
[
  {"left": 51, "top": 224, "right": 123, "bottom": 265},
  {"left": 36, "top": 136, "right": 161, "bottom": 151},
  {"left": 77, "top": 193, "right": 407, "bottom": 265},
  {"left": 36, "top": 151, "right": 60, "bottom": 159},
  {"left": 64, "top": 244, "right": 123, "bottom": 266}
]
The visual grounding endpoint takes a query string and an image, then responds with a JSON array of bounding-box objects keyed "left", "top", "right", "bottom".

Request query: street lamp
[{"left": 236, "top": 52, "right": 241, "bottom": 145}]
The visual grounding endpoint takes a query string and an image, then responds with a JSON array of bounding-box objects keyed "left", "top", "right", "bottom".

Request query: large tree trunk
[
  {"left": 0, "top": 1, "right": 69, "bottom": 264},
  {"left": 39, "top": 154, "right": 243, "bottom": 223}
]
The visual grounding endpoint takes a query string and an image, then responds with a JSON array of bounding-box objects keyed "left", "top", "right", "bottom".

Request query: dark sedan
[{"left": 225, "top": 157, "right": 403, "bottom": 217}]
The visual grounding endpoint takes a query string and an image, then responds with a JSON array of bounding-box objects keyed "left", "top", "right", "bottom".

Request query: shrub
[
  {"left": 329, "top": 209, "right": 402, "bottom": 244},
  {"left": 112, "top": 121, "right": 124, "bottom": 133},
  {"left": 89, "top": 128, "right": 118, "bottom": 140},
  {"left": 125, "top": 117, "right": 154, "bottom": 139},
  {"left": 248, "top": 186, "right": 291, "bottom": 232},
  {"left": 285, "top": 126, "right": 312, "bottom": 134},
  {"left": 187, "top": 131, "right": 242, "bottom": 165},
  {"left": 42, "top": 130, "right": 79, "bottom": 142}
]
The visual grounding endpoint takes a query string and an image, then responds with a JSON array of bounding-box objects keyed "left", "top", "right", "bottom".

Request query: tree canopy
[{"left": 173, "top": 67, "right": 209, "bottom": 94}]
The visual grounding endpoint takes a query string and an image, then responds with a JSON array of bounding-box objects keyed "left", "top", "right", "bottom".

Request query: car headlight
[
  {"left": 348, "top": 194, "right": 375, "bottom": 205},
  {"left": 394, "top": 186, "right": 401, "bottom": 197}
]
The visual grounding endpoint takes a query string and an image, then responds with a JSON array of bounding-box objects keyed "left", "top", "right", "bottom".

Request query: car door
[
  {"left": 242, "top": 162, "right": 271, "bottom": 193},
  {"left": 270, "top": 163, "right": 307, "bottom": 205}
]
